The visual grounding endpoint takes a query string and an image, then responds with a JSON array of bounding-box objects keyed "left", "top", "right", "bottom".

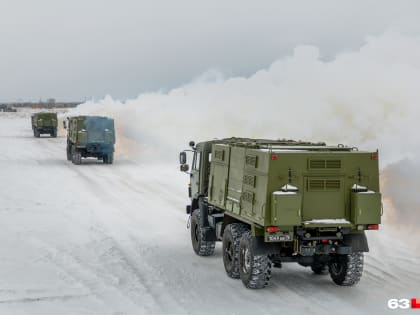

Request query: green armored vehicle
[
  {"left": 65, "top": 116, "right": 115, "bottom": 165},
  {"left": 179, "top": 138, "right": 382, "bottom": 289},
  {"left": 31, "top": 112, "right": 57, "bottom": 137}
]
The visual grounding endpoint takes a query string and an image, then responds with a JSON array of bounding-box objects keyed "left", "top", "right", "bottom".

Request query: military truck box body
[
  {"left": 66, "top": 115, "right": 115, "bottom": 164},
  {"left": 31, "top": 112, "right": 57, "bottom": 137},
  {"left": 181, "top": 138, "right": 382, "bottom": 288},
  {"left": 208, "top": 143, "right": 381, "bottom": 241}
]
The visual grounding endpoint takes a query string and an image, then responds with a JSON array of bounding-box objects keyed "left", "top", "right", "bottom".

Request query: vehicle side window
[{"left": 193, "top": 152, "right": 201, "bottom": 170}]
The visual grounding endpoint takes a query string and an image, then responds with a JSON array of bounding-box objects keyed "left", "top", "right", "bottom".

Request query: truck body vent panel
[
  {"left": 310, "top": 160, "right": 325, "bottom": 169},
  {"left": 309, "top": 159, "right": 341, "bottom": 169},
  {"left": 326, "top": 160, "right": 341, "bottom": 169},
  {"left": 309, "top": 179, "right": 325, "bottom": 190},
  {"left": 325, "top": 179, "right": 341, "bottom": 190},
  {"left": 242, "top": 191, "right": 254, "bottom": 204},
  {"left": 308, "top": 179, "right": 341, "bottom": 191},
  {"left": 243, "top": 175, "right": 256, "bottom": 187},
  {"left": 214, "top": 150, "right": 224, "bottom": 161},
  {"left": 245, "top": 155, "right": 258, "bottom": 168}
]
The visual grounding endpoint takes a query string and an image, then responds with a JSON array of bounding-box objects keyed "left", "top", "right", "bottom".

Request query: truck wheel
[
  {"left": 223, "top": 223, "right": 248, "bottom": 278},
  {"left": 34, "top": 129, "right": 40, "bottom": 138},
  {"left": 66, "top": 144, "right": 72, "bottom": 161},
  {"left": 329, "top": 252, "right": 364, "bottom": 286},
  {"left": 72, "top": 151, "right": 82, "bottom": 165},
  {"left": 190, "top": 210, "right": 215, "bottom": 256},
  {"left": 239, "top": 230, "right": 272, "bottom": 289},
  {"left": 103, "top": 153, "right": 113, "bottom": 164},
  {"left": 311, "top": 263, "right": 328, "bottom": 275},
  {"left": 51, "top": 129, "right": 57, "bottom": 138}
]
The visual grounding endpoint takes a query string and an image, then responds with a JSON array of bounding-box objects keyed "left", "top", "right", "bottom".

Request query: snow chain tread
[
  {"left": 330, "top": 252, "right": 364, "bottom": 286},
  {"left": 225, "top": 223, "right": 248, "bottom": 278},
  {"left": 241, "top": 230, "right": 272, "bottom": 289}
]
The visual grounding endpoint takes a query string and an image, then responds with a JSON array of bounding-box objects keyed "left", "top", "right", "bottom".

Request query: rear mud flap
[
  {"left": 201, "top": 227, "right": 217, "bottom": 242},
  {"left": 251, "top": 236, "right": 281, "bottom": 255},
  {"left": 343, "top": 233, "right": 369, "bottom": 252}
]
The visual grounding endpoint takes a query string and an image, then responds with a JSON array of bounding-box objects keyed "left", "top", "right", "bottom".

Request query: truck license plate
[{"left": 268, "top": 235, "right": 290, "bottom": 241}]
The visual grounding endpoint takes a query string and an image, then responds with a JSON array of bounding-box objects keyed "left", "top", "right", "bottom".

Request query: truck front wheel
[
  {"left": 329, "top": 252, "right": 364, "bottom": 286},
  {"left": 223, "top": 223, "right": 248, "bottom": 279},
  {"left": 239, "top": 230, "right": 272, "bottom": 289},
  {"left": 190, "top": 210, "right": 215, "bottom": 256}
]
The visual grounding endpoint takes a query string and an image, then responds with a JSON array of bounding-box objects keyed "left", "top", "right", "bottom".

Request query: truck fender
[
  {"left": 343, "top": 233, "right": 369, "bottom": 253},
  {"left": 198, "top": 197, "right": 209, "bottom": 228},
  {"left": 198, "top": 197, "right": 217, "bottom": 242}
]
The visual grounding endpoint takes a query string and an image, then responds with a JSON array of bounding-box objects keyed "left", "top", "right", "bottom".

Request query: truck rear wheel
[
  {"left": 72, "top": 151, "right": 82, "bottom": 165},
  {"left": 329, "top": 252, "right": 364, "bottom": 286},
  {"left": 51, "top": 129, "right": 57, "bottom": 138},
  {"left": 190, "top": 210, "right": 215, "bottom": 256},
  {"left": 34, "top": 129, "right": 40, "bottom": 138},
  {"left": 239, "top": 230, "right": 272, "bottom": 289},
  {"left": 223, "top": 223, "right": 248, "bottom": 279},
  {"left": 103, "top": 153, "right": 114, "bottom": 164}
]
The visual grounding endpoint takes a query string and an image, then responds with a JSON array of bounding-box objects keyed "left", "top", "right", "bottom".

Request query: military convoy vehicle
[
  {"left": 65, "top": 115, "right": 115, "bottom": 165},
  {"left": 31, "top": 112, "right": 57, "bottom": 137},
  {"left": 179, "top": 138, "right": 382, "bottom": 289}
]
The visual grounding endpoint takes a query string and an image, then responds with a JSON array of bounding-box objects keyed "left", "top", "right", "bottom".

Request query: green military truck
[
  {"left": 179, "top": 138, "right": 382, "bottom": 289},
  {"left": 65, "top": 115, "right": 115, "bottom": 165},
  {"left": 31, "top": 112, "right": 57, "bottom": 137}
]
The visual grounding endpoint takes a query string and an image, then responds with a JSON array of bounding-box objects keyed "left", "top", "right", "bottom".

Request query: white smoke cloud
[{"left": 67, "top": 31, "right": 420, "bottom": 231}]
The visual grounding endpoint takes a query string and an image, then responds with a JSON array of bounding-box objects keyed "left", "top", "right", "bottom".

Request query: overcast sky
[{"left": 0, "top": 0, "right": 419, "bottom": 102}]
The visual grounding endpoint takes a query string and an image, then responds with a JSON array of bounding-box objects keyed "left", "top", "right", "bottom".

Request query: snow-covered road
[{"left": 0, "top": 113, "right": 419, "bottom": 315}]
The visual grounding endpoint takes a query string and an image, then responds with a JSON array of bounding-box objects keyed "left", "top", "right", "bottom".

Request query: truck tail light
[
  {"left": 371, "top": 153, "right": 378, "bottom": 160},
  {"left": 266, "top": 226, "right": 280, "bottom": 233},
  {"left": 321, "top": 239, "right": 329, "bottom": 244},
  {"left": 271, "top": 155, "right": 278, "bottom": 160},
  {"left": 367, "top": 224, "right": 379, "bottom": 230}
]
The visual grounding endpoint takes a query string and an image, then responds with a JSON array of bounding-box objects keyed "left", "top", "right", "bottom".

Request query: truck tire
[
  {"left": 239, "top": 230, "right": 272, "bottom": 289},
  {"left": 190, "top": 210, "right": 215, "bottom": 256},
  {"left": 103, "top": 153, "right": 114, "bottom": 164},
  {"left": 223, "top": 223, "right": 248, "bottom": 279},
  {"left": 329, "top": 252, "right": 364, "bottom": 286},
  {"left": 72, "top": 151, "right": 82, "bottom": 165},
  {"left": 51, "top": 129, "right": 57, "bottom": 138},
  {"left": 34, "top": 129, "right": 40, "bottom": 138}
]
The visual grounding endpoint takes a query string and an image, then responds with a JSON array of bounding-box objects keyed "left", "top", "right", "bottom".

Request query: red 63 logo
[{"left": 388, "top": 298, "right": 420, "bottom": 310}]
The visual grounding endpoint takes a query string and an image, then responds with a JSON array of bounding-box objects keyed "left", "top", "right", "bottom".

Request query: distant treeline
[{"left": 0, "top": 101, "right": 81, "bottom": 109}]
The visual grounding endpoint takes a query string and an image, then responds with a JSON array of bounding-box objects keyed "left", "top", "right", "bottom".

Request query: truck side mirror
[
  {"left": 180, "top": 164, "right": 189, "bottom": 172},
  {"left": 63, "top": 121, "right": 67, "bottom": 129},
  {"left": 179, "top": 151, "right": 187, "bottom": 164}
]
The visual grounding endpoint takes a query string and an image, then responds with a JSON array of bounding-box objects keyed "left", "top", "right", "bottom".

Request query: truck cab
[
  {"left": 31, "top": 112, "right": 58, "bottom": 138},
  {"left": 65, "top": 115, "right": 115, "bottom": 165}
]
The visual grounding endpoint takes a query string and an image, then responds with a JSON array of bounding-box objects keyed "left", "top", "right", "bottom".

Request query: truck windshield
[
  {"left": 83, "top": 117, "right": 114, "bottom": 142},
  {"left": 38, "top": 113, "right": 56, "bottom": 119}
]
